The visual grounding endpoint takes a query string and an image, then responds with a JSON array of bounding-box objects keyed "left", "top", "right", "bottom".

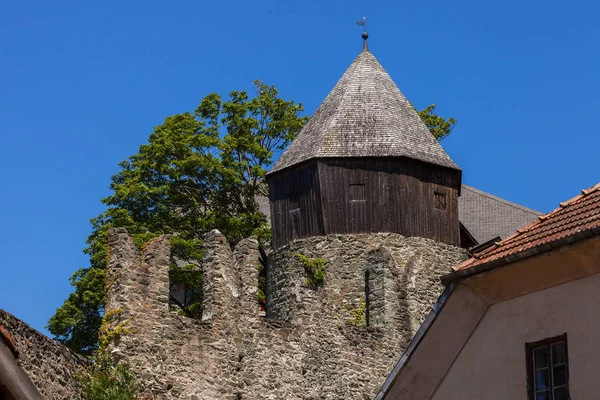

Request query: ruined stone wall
[
  {"left": 106, "top": 228, "right": 467, "bottom": 400},
  {"left": 0, "top": 309, "right": 87, "bottom": 399}
]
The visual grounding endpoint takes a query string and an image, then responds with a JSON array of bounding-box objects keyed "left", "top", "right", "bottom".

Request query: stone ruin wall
[
  {"left": 106, "top": 228, "right": 467, "bottom": 400},
  {"left": 0, "top": 309, "right": 88, "bottom": 399}
]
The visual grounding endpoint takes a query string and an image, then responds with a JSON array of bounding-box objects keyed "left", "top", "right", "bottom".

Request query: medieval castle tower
[{"left": 104, "top": 35, "right": 469, "bottom": 399}]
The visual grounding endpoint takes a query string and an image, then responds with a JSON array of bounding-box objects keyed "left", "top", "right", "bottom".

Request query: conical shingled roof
[{"left": 268, "top": 49, "right": 460, "bottom": 174}]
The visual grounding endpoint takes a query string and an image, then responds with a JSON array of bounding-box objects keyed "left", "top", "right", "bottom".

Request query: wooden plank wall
[
  {"left": 317, "top": 158, "right": 461, "bottom": 246},
  {"left": 267, "top": 161, "right": 325, "bottom": 249}
]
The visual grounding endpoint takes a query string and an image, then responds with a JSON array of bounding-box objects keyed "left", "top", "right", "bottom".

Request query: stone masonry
[
  {"left": 106, "top": 228, "right": 467, "bottom": 400},
  {"left": 0, "top": 309, "right": 88, "bottom": 399}
]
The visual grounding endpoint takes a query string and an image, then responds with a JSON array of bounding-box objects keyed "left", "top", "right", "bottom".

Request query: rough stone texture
[
  {"left": 0, "top": 308, "right": 87, "bottom": 399},
  {"left": 106, "top": 228, "right": 467, "bottom": 400}
]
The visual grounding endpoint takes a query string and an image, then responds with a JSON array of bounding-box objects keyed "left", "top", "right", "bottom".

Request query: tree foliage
[
  {"left": 48, "top": 80, "right": 307, "bottom": 354},
  {"left": 417, "top": 104, "right": 456, "bottom": 141},
  {"left": 48, "top": 79, "right": 457, "bottom": 355}
]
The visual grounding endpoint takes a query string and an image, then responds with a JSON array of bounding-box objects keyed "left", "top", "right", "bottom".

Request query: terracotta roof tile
[
  {"left": 453, "top": 183, "right": 600, "bottom": 272},
  {"left": 0, "top": 325, "right": 19, "bottom": 358}
]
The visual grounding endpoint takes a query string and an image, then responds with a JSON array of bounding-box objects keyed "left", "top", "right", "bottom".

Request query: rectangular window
[
  {"left": 434, "top": 191, "right": 447, "bottom": 210},
  {"left": 289, "top": 192, "right": 300, "bottom": 211},
  {"left": 289, "top": 192, "right": 301, "bottom": 240},
  {"left": 349, "top": 183, "right": 366, "bottom": 202},
  {"left": 526, "top": 334, "right": 569, "bottom": 400}
]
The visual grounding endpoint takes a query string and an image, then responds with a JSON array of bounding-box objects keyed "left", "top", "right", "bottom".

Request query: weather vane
[
  {"left": 356, "top": 17, "right": 368, "bottom": 50},
  {"left": 356, "top": 17, "right": 367, "bottom": 32}
]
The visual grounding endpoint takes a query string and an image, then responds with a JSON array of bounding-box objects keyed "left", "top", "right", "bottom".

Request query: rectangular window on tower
[
  {"left": 526, "top": 334, "right": 569, "bottom": 400},
  {"left": 349, "top": 183, "right": 366, "bottom": 202},
  {"left": 434, "top": 191, "right": 447, "bottom": 210},
  {"left": 289, "top": 192, "right": 300, "bottom": 212},
  {"left": 289, "top": 192, "right": 301, "bottom": 240}
]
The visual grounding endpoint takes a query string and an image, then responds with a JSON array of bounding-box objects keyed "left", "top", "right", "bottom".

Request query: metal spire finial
[{"left": 356, "top": 17, "right": 368, "bottom": 51}]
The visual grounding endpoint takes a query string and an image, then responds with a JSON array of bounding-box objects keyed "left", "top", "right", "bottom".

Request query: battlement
[{"left": 105, "top": 228, "right": 466, "bottom": 399}]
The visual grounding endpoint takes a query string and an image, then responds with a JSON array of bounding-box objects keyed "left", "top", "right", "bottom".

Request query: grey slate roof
[
  {"left": 268, "top": 50, "right": 460, "bottom": 175},
  {"left": 256, "top": 194, "right": 271, "bottom": 223},
  {"left": 459, "top": 185, "right": 542, "bottom": 244}
]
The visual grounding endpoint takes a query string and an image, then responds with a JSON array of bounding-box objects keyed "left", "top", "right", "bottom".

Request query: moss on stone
[{"left": 295, "top": 253, "right": 327, "bottom": 286}]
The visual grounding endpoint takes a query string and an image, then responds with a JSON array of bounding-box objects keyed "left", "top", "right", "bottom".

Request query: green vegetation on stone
[
  {"left": 346, "top": 298, "right": 367, "bottom": 327},
  {"left": 79, "top": 351, "right": 139, "bottom": 400},
  {"left": 79, "top": 284, "right": 138, "bottom": 399},
  {"left": 296, "top": 253, "right": 327, "bottom": 286}
]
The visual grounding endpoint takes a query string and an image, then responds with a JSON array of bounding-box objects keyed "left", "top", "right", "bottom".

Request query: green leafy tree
[
  {"left": 48, "top": 78, "right": 456, "bottom": 354},
  {"left": 48, "top": 81, "right": 307, "bottom": 354},
  {"left": 417, "top": 104, "right": 456, "bottom": 141}
]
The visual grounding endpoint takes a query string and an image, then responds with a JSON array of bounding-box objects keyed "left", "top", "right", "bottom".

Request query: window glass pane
[
  {"left": 552, "top": 342, "right": 566, "bottom": 365},
  {"left": 534, "top": 347, "right": 549, "bottom": 369},
  {"left": 554, "top": 387, "right": 569, "bottom": 400},
  {"left": 535, "top": 369, "right": 549, "bottom": 391},
  {"left": 553, "top": 365, "right": 567, "bottom": 386},
  {"left": 535, "top": 390, "right": 549, "bottom": 400}
]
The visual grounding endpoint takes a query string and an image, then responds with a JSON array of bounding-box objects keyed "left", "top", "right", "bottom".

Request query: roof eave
[
  {"left": 441, "top": 227, "right": 600, "bottom": 286},
  {"left": 267, "top": 154, "right": 461, "bottom": 177}
]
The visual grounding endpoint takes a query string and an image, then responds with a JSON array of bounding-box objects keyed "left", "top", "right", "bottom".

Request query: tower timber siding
[
  {"left": 268, "top": 157, "right": 461, "bottom": 249},
  {"left": 268, "top": 160, "right": 324, "bottom": 249}
]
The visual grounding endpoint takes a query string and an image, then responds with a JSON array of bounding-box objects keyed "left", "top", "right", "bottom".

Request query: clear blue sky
[{"left": 1, "top": 0, "right": 598, "bottom": 335}]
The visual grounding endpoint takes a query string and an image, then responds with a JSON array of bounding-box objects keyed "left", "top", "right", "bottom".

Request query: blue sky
[{"left": 1, "top": 0, "right": 598, "bottom": 335}]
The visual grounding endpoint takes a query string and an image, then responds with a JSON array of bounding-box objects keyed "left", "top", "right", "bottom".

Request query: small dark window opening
[
  {"left": 349, "top": 183, "right": 366, "bottom": 202},
  {"left": 290, "top": 208, "right": 301, "bottom": 240},
  {"left": 290, "top": 192, "right": 300, "bottom": 211},
  {"left": 526, "top": 334, "right": 569, "bottom": 400},
  {"left": 434, "top": 191, "right": 447, "bottom": 210},
  {"left": 169, "top": 266, "right": 204, "bottom": 319},
  {"left": 364, "top": 270, "right": 370, "bottom": 327},
  {"left": 289, "top": 192, "right": 301, "bottom": 240}
]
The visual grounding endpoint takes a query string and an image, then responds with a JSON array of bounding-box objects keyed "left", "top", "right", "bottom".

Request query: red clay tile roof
[
  {"left": 0, "top": 325, "right": 19, "bottom": 358},
  {"left": 453, "top": 182, "right": 600, "bottom": 273}
]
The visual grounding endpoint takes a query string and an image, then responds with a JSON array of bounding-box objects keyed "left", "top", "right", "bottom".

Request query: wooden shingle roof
[{"left": 268, "top": 49, "right": 460, "bottom": 175}]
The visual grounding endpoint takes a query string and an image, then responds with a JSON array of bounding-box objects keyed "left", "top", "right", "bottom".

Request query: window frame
[
  {"left": 349, "top": 183, "right": 366, "bottom": 203},
  {"left": 525, "top": 333, "right": 570, "bottom": 400},
  {"left": 433, "top": 191, "right": 447, "bottom": 210}
]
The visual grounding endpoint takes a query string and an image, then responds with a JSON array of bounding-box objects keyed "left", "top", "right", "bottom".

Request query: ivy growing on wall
[
  {"left": 345, "top": 298, "right": 367, "bottom": 327},
  {"left": 78, "top": 283, "right": 139, "bottom": 399},
  {"left": 97, "top": 308, "right": 132, "bottom": 351},
  {"left": 79, "top": 351, "right": 139, "bottom": 400},
  {"left": 295, "top": 253, "right": 327, "bottom": 286}
]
